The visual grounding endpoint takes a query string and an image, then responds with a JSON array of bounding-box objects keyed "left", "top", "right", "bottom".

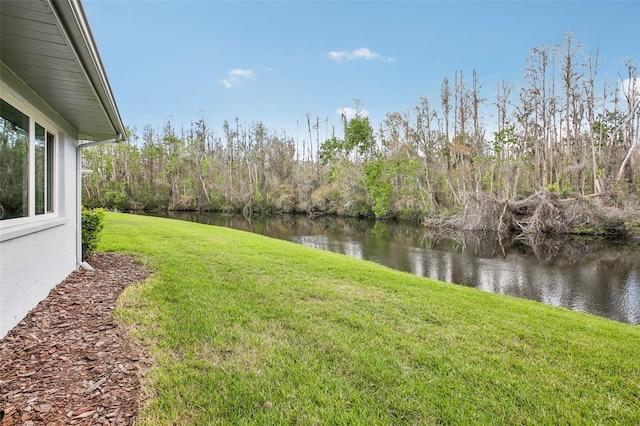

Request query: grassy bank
[{"left": 101, "top": 212, "right": 640, "bottom": 424}]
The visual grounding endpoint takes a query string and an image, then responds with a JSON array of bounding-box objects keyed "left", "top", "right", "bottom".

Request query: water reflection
[{"left": 145, "top": 211, "right": 640, "bottom": 324}]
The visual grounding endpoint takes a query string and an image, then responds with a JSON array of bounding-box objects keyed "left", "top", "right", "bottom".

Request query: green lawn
[{"left": 101, "top": 212, "right": 640, "bottom": 425}]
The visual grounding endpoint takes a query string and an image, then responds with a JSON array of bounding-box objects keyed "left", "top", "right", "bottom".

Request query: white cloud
[
  {"left": 325, "top": 47, "right": 393, "bottom": 63},
  {"left": 221, "top": 68, "right": 254, "bottom": 88},
  {"left": 231, "top": 69, "right": 254, "bottom": 79},
  {"left": 337, "top": 107, "right": 369, "bottom": 121},
  {"left": 326, "top": 51, "right": 348, "bottom": 61},
  {"left": 350, "top": 47, "right": 379, "bottom": 60}
]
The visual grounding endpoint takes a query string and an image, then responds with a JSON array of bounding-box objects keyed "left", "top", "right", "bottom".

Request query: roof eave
[{"left": 49, "top": 0, "right": 126, "bottom": 142}]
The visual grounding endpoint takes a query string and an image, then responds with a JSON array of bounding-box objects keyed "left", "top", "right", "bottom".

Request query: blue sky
[{"left": 83, "top": 0, "right": 640, "bottom": 143}]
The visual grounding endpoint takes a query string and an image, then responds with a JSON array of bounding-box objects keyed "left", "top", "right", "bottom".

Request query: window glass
[
  {"left": 35, "top": 123, "right": 45, "bottom": 215},
  {"left": 0, "top": 99, "right": 30, "bottom": 220},
  {"left": 46, "top": 132, "right": 54, "bottom": 213}
]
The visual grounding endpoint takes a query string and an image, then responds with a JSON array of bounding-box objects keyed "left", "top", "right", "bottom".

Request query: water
[{"left": 146, "top": 211, "right": 640, "bottom": 325}]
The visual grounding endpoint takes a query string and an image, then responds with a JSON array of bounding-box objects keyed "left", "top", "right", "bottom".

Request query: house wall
[{"left": 1, "top": 69, "right": 80, "bottom": 338}]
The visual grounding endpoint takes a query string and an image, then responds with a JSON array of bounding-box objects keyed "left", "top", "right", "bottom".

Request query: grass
[{"left": 101, "top": 212, "right": 640, "bottom": 425}]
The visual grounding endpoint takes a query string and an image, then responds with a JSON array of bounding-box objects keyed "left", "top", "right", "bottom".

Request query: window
[{"left": 0, "top": 99, "right": 55, "bottom": 221}]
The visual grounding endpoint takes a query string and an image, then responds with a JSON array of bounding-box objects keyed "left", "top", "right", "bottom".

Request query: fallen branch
[{"left": 84, "top": 376, "right": 108, "bottom": 395}]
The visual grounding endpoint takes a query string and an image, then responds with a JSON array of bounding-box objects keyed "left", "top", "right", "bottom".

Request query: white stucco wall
[
  {"left": 0, "top": 214, "right": 77, "bottom": 337},
  {"left": 1, "top": 76, "right": 80, "bottom": 338}
]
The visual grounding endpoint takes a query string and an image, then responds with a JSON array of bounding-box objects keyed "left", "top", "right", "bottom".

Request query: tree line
[{"left": 83, "top": 33, "right": 639, "bottom": 227}]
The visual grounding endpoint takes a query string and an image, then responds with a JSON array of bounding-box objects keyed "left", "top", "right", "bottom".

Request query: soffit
[{"left": 0, "top": 0, "right": 124, "bottom": 141}]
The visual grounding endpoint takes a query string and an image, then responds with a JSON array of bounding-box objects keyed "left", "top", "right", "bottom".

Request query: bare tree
[
  {"left": 583, "top": 49, "right": 602, "bottom": 193},
  {"left": 615, "top": 61, "right": 640, "bottom": 181},
  {"left": 560, "top": 32, "right": 583, "bottom": 168},
  {"left": 440, "top": 78, "right": 452, "bottom": 146}
]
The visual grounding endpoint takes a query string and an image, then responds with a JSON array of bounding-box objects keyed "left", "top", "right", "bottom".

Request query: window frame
[
  {"left": 34, "top": 122, "right": 56, "bottom": 215},
  {"left": 1, "top": 92, "right": 60, "bottom": 231}
]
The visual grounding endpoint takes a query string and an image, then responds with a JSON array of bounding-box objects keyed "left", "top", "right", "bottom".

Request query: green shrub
[
  {"left": 624, "top": 217, "right": 640, "bottom": 236},
  {"left": 82, "top": 207, "right": 105, "bottom": 259}
]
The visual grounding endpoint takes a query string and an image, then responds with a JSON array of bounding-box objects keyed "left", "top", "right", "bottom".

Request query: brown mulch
[{"left": 1, "top": 253, "right": 152, "bottom": 425}]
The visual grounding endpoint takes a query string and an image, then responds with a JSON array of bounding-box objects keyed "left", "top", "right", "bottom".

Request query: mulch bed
[{"left": 1, "top": 253, "right": 152, "bottom": 425}]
